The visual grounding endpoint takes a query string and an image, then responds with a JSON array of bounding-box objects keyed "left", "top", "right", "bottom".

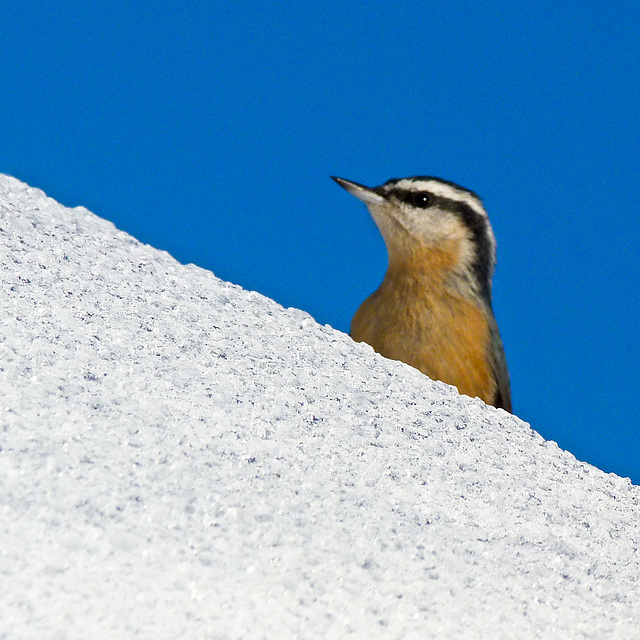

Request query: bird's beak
[{"left": 331, "top": 176, "right": 387, "bottom": 206}]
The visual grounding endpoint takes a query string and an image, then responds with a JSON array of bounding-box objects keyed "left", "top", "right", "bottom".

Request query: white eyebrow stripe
[{"left": 392, "top": 179, "right": 487, "bottom": 219}]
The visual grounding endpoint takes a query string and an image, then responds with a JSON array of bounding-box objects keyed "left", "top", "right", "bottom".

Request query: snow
[{"left": 1, "top": 173, "right": 639, "bottom": 639}]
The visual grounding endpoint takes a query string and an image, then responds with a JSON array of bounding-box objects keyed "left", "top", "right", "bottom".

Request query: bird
[{"left": 331, "top": 174, "right": 511, "bottom": 412}]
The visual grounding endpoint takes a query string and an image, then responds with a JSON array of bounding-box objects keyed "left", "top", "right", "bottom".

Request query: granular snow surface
[{"left": 1, "top": 174, "right": 639, "bottom": 639}]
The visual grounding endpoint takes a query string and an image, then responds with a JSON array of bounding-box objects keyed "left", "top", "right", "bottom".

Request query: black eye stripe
[{"left": 390, "top": 189, "right": 432, "bottom": 209}]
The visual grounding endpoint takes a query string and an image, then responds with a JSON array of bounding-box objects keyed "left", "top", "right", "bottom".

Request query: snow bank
[{"left": 1, "top": 174, "right": 639, "bottom": 638}]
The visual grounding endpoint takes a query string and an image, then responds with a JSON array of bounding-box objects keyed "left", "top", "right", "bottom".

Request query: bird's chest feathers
[
  {"left": 350, "top": 248, "right": 494, "bottom": 400},
  {"left": 353, "top": 274, "right": 488, "bottom": 356}
]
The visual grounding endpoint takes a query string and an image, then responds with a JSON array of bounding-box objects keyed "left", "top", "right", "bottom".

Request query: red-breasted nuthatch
[{"left": 332, "top": 175, "right": 511, "bottom": 412}]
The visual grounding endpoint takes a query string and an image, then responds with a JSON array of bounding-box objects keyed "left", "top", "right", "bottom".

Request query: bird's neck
[{"left": 385, "top": 241, "right": 460, "bottom": 288}]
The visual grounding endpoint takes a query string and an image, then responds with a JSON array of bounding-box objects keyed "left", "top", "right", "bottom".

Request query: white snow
[{"left": 1, "top": 173, "right": 639, "bottom": 639}]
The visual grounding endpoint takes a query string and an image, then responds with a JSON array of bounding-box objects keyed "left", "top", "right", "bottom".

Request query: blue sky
[{"left": 3, "top": 2, "right": 639, "bottom": 482}]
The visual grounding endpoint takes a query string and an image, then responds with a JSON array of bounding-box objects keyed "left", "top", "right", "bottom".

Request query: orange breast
[{"left": 351, "top": 249, "right": 497, "bottom": 406}]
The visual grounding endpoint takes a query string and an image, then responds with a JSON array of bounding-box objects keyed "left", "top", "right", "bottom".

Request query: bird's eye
[{"left": 410, "top": 192, "right": 431, "bottom": 208}]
